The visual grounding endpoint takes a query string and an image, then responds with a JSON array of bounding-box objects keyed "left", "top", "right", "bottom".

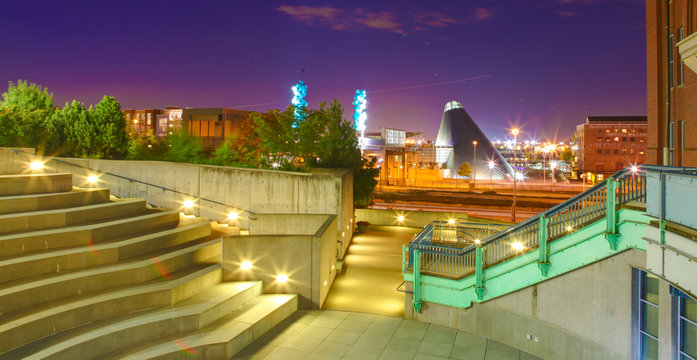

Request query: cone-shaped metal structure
[{"left": 435, "top": 101, "right": 513, "bottom": 179}]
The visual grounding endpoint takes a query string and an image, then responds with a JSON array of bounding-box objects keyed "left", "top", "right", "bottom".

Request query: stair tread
[{"left": 12, "top": 282, "right": 262, "bottom": 360}]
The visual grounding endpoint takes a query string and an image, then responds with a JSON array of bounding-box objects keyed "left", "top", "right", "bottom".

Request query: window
[
  {"left": 614, "top": 137, "right": 619, "bottom": 142},
  {"left": 679, "top": 27, "right": 685, "bottom": 86},
  {"left": 597, "top": 137, "right": 603, "bottom": 142},
  {"left": 597, "top": 149, "right": 602, "bottom": 154},
  {"left": 622, "top": 137, "right": 627, "bottom": 142},
  {"left": 616, "top": 162, "right": 624, "bottom": 170},
  {"left": 669, "top": 33, "right": 675, "bottom": 88},
  {"left": 605, "top": 149, "right": 611, "bottom": 154},
  {"left": 622, "top": 149, "right": 628, "bottom": 154},
  {"left": 606, "top": 129, "right": 611, "bottom": 133},
  {"left": 622, "top": 129, "right": 628, "bottom": 133},
  {"left": 606, "top": 137, "right": 611, "bottom": 142},
  {"left": 678, "top": 295, "right": 697, "bottom": 360},
  {"left": 614, "top": 149, "right": 619, "bottom": 154},
  {"left": 639, "top": 271, "right": 659, "bottom": 360},
  {"left": 631, "top": 137, "right": 636, "bottom": 142}
]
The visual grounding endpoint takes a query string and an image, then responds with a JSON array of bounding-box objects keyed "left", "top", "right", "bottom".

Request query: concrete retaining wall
[
  {"left": 405, "top": 249, "right": 646, "bottom": 360},
  {"left": 222, "top": 214, "right": 338, "bottom": 309},
  {"left": 0, "top": 148, "right": 34, "bottom": 175},
  {"left": 355, "top": 208, "right": 510, "bottom": 229}
]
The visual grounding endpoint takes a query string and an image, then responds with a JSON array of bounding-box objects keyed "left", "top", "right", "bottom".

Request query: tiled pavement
[{"left": 236, "top": 310, "right": 542, "bottom": 360}]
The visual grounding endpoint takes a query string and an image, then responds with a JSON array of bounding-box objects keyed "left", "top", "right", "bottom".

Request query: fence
[{"left": 379, "top": 179, "right": 584, "bottom": 193}]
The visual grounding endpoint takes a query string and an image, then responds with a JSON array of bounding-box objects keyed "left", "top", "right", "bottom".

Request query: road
[{"left": 370, "top": 202, "right": 538, "bottom": 221}]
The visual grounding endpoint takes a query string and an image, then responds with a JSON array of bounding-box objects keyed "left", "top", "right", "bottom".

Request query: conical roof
[{"left": 435, "top": 101, "right": 513, "bottom": 179}]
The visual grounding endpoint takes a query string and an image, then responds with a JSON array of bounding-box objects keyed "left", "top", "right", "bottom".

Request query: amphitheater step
[
  {"left": 108, "top": 294, "right": 298, "bottom": 360},
  {"left": 0, "top": 173, "right": 73, "bottom": 196},
  {"left": 0, "top": 209, "right": 183, "bottom": 258},
  {"left": 0, "top": 188, "right": 110, "bottom": 215},
  {"left": 20, "top": 282, "right": 263, "bottom": 360},
  {"left": 0, "top": 216, "right": 211, "bottom": 285},
  {"left": 0, "top": 263, "right": 222, "bottom": 354},
  {"left": 0, "top": 198, "right": 149, "bottom": 235},
  {"left": 0, "top": 236, "right": 222, "bottom": 316}
]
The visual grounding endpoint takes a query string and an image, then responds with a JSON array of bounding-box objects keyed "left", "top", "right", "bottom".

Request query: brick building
[
  {"left": 646, "top": 0, "right": 697, "bottom": 166},
  {"left": 182, "top": 108, "right": 251, "bottom": 151},
  {"left": 123, "top": 109, "right": 163, "bottom": 135},
  {"left": 574, "top": 116, "right": 647, "bottom": 174}
]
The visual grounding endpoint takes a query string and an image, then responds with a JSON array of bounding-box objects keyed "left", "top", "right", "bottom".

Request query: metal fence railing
[{"left": 405, "top": 166, "right": 695, "bottom": 279}]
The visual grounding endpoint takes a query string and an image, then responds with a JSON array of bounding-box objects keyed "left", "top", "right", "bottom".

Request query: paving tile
[
  {"left": 399, "top": 319, "right": 431, "bottom": 330},
  {"left": 235, "top": 341, "right": 279, "bottom": 359},
  {"left": 417, "top": 340, "right": 453, "bottom": 358},
  {"left": 372, "top": 315, "right": 404, "bottom": 326},
  {"left": 414, "top": 354, "right": 450, "bottom": 360},
  {"left": 337, "top": 319, "right": 372, "bottom": 332},
  {"left": 364, "top": 322, "right": 400, "bottom": 336},
  {"left": 279, "top": 336, "right": 323, "bottom": 352},
  {"left": 318, "top": 310, "right": 350, "bottom": 319},
  {"left": 325, "top": 329, "right": 362, "bottom": 344},
  {"left": 344, "top": 346, "right": 381, "bottom": 360},
  {"left": 254, "top": 330, "right": 293, "bottom": 346},
  {"left": 346, "top": 312, "right": 378, "bottom": 322},
  {"left": 296, "top": 325, "right": 332, "bottom": 341},
  {"left": 454, "top": 331, "right": 488, "bottom": 346},
  {"left": 423, "top": 326, "right": 458, "bottom": 345},
  {"left": 312, "top": 340, "right": 352, "bottom": 357},
  {"left": 310, "top": 316, "right": 345, "bottom": 329},
  {"left": 521, "top": 352, "right": 543, "bottom": 360},
  {"left": 306, "top": 353, "right": 342, "bottom": 360},
  {"left": 353, "top": 333, "right": 391, "bottom": 351},
  {"left": 379, "top": 349, "right": 417, "bottom": 360},
  {"left": 384, "top": 337, "right": 421, "bottom": 354},
  {"left": 449, "top": 342, "right": 486, "bottom": 360},
  {"left": 393, "top": 326, "right": 428, "bottom": 340},
  {"left": 276, "top": 320, "right": 308, "bottom": 335},
  {"left": 266, "top": 347, "right": 308, "bottom": 360},
  {"left": 485, "top": 340, "right": 521, "bottom": 360}
]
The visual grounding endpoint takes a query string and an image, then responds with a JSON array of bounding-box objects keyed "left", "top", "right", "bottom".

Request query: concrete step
[
  {"left": 0, "top": 209, "right": 183, "bottom": 258},
  {"left": 0, "top": 198, "right": 149, "bottom": 235},
  {"left": 0, "top": 237, "right": 222, "bottom": 316},
  {"left": 24, "top": 282, "right": 263, "bottom": 360},
  {"left": 0, "top": 188, "right": 111, "bottom": 215},
  {"left": 110, "top": 294, "right": 298, "bottom": 360},
  {"left": 0, "top": 263, "right": 223, "bottom": 354},
  {"left": 0, "top": 217, "right": 211, "bottom": 289},
  {"left": 0, "top": 173, "right": 72, "bottom": 196}
]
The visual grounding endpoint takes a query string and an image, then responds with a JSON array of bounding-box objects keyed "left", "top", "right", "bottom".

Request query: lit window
[
  {"left": 678, "top": 291, "right": 697, "bottom": 359},
  {"left": 622, "top": 129, "right": 627, "bottom": 133},
  {"left": 638, "top": 271, "right": 659, "bottom": 359}
]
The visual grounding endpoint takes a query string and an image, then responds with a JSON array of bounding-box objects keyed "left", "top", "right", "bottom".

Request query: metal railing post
[
  {"left": 538, "top": 214, "right": 550, "bottom": 276},
  {"left": 402, "top": 244, "right": 407, "bottom": 274},
  {"left": 475, "top": 246, "right": 485, "bottom": 300},
  {"left": 605, "top": 177, "right": 619, "bottom": 250},
  {"left": 412, "top": 249, "right": 423, "bottom": 313}
]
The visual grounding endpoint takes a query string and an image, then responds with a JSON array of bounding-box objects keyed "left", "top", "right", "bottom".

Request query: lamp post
[
  {"left": 511, "top": 128, "right": 519, "bottom": 223},
  {"left": 488, "top": 160, "right": 496, "bottom": 185},
  {"left": 472, "top": 140, "right": 478, "bottom": 188}
]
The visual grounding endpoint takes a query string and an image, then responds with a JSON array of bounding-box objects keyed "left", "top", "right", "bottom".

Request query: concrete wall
[
  {"left": 0, "top": 148, "right": 34, "bottom": 175},
  {"left": 312, "top": 168, "right": 353, "bottom": 259},
  {"left": 355, "top": 208, "right": 510, "bottom": 229},
  {"left": 405, "top": 249, "right": 646, "bottom": 360},
  {"left": 249, "top": 214, "right": 334, "bottom": 235},
  {"left": 222, "top": 215, "right": 338, "bottom": 309}
]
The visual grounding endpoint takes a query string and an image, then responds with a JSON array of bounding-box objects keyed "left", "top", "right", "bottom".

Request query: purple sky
[{"left": 1, "top": 0, "right": 646, "bottom": 141}]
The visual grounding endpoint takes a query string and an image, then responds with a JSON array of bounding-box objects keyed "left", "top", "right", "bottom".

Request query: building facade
[
  {"left": 574, "top": 116, "right": 647, "bottom": 174},
  {"left": 182, "top": 108, "right": 251, "bottom": 151},
  {"left": 647, "top": 0, "right": 697, "bottom": 166},
  {"left": 123, "top": 109, "right": 163, "bottom": 136}
]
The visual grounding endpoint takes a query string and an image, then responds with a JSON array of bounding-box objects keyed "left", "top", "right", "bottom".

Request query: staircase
[{"left": 0, "top": 172, "right": 297, "bottom": 359}]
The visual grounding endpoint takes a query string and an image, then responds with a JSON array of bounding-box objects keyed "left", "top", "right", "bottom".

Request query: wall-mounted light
[
  {"left": 182, "top": 200, "right": 195, "bottom": 209},
  {"left": 241, "top": 261, "right": 252, "bottom": 270},
  {"left": 512, "top": 242, "right": 524, "bottom": 251},
  {"left": 228, "top": 212, "right": 239, "bottom": 221},
  {"left": 87, "top": 175, "right": 99, "bottom": 184},
  {"left": 397, "top": 215, "right": 405, "bottom": 222},
  {"left": 448, "top": 219, "right": 455, "bottom": 225},
  {"left": 29, "top": 161, "right": 44, "bottom": 170},
  {"left": 276, "top": 274, "right": 289, "bottom": 283}
]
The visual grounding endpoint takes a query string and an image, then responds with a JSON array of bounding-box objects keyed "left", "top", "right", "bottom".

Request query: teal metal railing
[{"left": 406, "top": 166, "right": 662, "bottom": 279}]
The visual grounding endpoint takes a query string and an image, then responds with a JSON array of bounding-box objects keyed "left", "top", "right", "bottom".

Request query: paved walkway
[
  {"left": 321, "top": 226, "right": 418, "bottom": 317},
  {"left": 237, "top": 310, "right": 541, "bottom": 359}
]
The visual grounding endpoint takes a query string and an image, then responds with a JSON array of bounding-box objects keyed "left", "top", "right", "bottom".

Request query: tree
[
  {"left": 458, "top": 162, "right": 472, "bottom": 177},
  {"left": 46, "top": 100, "right": 91, "bottom": 156},
  {"left": 163, "top": 131, "right": 204, "bottom": 163},
  {"left": 213, "top": 116, "right": 263, "bottom": 167},
  {"left": 89, "top": 96, "right": 128, "bottom": 159},
  {"left": 127, "top": 134, "right": 167, "bottom": 160},
  {"left": 0, "top": 80, "right": 55, "bottom": 148}
]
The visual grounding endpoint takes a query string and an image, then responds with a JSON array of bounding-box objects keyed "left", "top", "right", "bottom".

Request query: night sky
[{"left": 1, "top": 0, "right": 646, "bottom": 141}]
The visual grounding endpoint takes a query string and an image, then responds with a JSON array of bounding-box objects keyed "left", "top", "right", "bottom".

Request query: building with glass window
[
  {"left": 573, "top": 116, "right": 647, "bottom": 175},
  {"left": 122, "top": 108, "right": 163, "bottom": 135},
  {"left": 646, "top": 1, "right": 697, "bottom": 167}
]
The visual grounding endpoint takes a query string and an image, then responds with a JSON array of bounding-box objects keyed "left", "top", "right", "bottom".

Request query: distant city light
[
  {"left": 271, "top": 162, "right": 280, "bottom": 168},
  {"left": 29, "top": 161, "right": 44, "bottom": 170},
  {"left": 488, "top": 160, "right": 496, "bottom": 170},
  {"left": 241, "top": 261, "right": 252, "bottom": 270},
  {"left": 291, "top": 81, "right": 308, "bottom": 128}
]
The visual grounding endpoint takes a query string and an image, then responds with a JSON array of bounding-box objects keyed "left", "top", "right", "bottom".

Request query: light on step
[
  {"left": 241, "top": 261, "right": 252, "bottom": 270},
  {"left": 228, "top": 211, "right": 239, "bottom": 221},
  {"left": 29, "top": 161, "right": 44, "bottom": 170},
  {"left": 182, "top": 199, "right": 195, "bottom": 209},
  {"left": 276, "top": 274, "right": 288, "bottom": 283},
  {"left": 87, "top": 175, "right": 99, "bottom": 184}
]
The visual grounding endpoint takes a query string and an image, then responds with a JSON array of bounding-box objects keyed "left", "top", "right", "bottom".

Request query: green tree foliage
[
  {"left": 46, "top": 100, "right": 92, "bottom": 156},
  {"left": 127, "top": 134, "right": 167, "bottom": 160},
  {"left": 89, "top": 96, "right": 128, "bottom": 159},
  {"left": 0, "top": 80, "right": 55, "bottom": 148},
  {"left": 163, "top": 132, "right": 204, "bottom": 163},
  {"left": 213, "top": 116, "right": 263, "bottom": 167},
  {"left": 458, "top": 162, "right": 472, "bottom": 177}
]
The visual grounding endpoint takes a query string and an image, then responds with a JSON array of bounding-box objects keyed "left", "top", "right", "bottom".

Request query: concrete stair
[{"left": 0, "top": 172, "right": 297, "bottom": 359}]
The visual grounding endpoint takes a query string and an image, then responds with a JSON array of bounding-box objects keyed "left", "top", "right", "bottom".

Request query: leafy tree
[
  {"left": 127, "top": 134, "right": 167, "bottom": 160},
  {"left": 458, "top": 162, "right": 472, "bottom": 177},
  {"left": 163, "top": 131, "right": 204, "bottom": 163},
  {"left": 89, "top": 96, "right": 128, "bottom": 159},
  {"left": 46, "top": 100, "right": 92, "bottom": 156},
  {"left": 0, "top": 80, "right": 55, "bottom": 148},
  {"left": 213, "top": 116, "right": 263, "bottom": 167}
]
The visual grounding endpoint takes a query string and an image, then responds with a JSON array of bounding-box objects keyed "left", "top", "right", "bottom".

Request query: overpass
[{"left": 402, "top": 165, "right": 697, "bottom": 359}]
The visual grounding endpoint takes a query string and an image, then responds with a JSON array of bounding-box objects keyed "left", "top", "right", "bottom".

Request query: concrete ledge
[
  {"left": 0, "top": 238, "right": 222, "bottom": 316},
  {"left": 0, "top": 173, "right": 73, "bottom": 196},
  {"left": 0, "top": 264, "right": 222, "bottom": 353},
  {"left": 0, "top": 209, "right": 182, "bottom": 258},
  {"left": 0, "top": 188, "right": 110, "bottom": 215},
  {"left": 116, "top": 294, "right": 298, "bottom": 359},
  {"left": 28, "top": 281, "right": 263, "bottom": 360},
  {"left": 0, "top": 198, "right": 148, "bottom": 235}
]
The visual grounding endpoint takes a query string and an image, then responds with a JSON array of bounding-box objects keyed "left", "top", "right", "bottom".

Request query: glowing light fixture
[
  {"left": 474, "top": 239, "right": 481, "bottom": 245},
  {"left": 241, "top": 261, "right": 252, "bottom": 270},
  {"left": 182, "top": 199, "right": 195, "bottom": 209},
  {"left": 512, "top": 242, "right": 524, "bottom": 251},
  {"left": 448, "top": 219, "right": 455, "bottom": 225},
  {"left": 291, "top": 81, "right": 308, "bottom": 128},
  {"left": 397, "top": 215, "right": 405, "bottom": 222},
  {"left": 87, "top": 175, "right": 99, "bottom": 183},
  {"left": 566, "top": 226, "right": 573, "bottom": 232},
  {"left": 29, "top": 161, "right": 44, "bottom": 170},
  {"left": 276, "top": 274, "right": 289, "bottom": 283},
  {"left": 228, "top": 212, "right": 239, "bottom": 221},
  {"left": 630, "top": 165, "right": 639, "bottom": 174}
]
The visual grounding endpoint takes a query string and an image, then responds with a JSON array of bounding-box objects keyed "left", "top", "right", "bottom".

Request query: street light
[
  {"left": 488, "top": 160, "right": 496, "bottom": 185},
  {"left": 511, "top": 128, "right": 519, "bottom": 223},
  {"left": 472, "top": 140, "right": 478, "bottom": 188}
]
